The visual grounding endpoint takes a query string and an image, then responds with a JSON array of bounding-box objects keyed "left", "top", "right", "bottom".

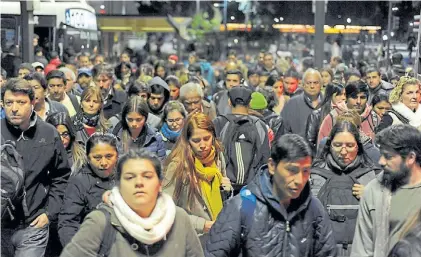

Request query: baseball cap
[
  {"left": 32, "top": 62, "right": 44, "bottom": 70},
  {"left": 78, "top": 68, "right": 92, "bottom": 77},
  {"left": 228, "top": 85, "right": 252, "bottom": 106}
]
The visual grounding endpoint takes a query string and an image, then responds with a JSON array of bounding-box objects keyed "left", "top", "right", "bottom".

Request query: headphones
[
  {"left": 224, "top": 69, "right": 245, "bottom": 86},
  {"left": 45, "top": 70, "right": 67, "bottom": 86}
]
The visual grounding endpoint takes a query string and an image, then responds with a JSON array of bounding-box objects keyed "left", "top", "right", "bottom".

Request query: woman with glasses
[
  {"left": 111, "top": 95, "right": 166, "bottom": 159},
  {"left": 73, "top": 86, "right": 110, "bottom": 145},
  {"left": 311, "top": 120, "right": 380, "bottom": 257},
  {"left": 60, "top": 149, "right": 204, "bottom": 257},
  {"left": 163, "top": 113, "right": 232, "bottom": 244},
  {"left": 159, "top": 101, "right": 187, "bottom": 155},
  {"left": 376, "top": 76, "right": 421, "bottom": 132},
  {"left": 58, "top": 133, "right": 118, "bottom": 247},
  {"left": 46, "top": 112, "right": 87, "bottom": 175}
]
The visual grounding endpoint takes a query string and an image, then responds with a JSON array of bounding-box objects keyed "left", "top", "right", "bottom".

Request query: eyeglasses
[
  {"left": 167, "top": 117, "right": 183, "bottom": 124},
  {"left": 59, "top": 131, "right": 70, "bottom": 138},
  {"left": 331, "top": 142, "right": 358, "bottom": 152}
]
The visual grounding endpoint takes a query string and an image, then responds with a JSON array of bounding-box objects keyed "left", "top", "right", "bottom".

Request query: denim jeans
[{"left": 1, "top": 224, "right": 49, "bottom": 257}]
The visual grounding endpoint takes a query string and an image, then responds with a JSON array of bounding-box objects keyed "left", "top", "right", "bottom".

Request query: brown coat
[{"left": 60, "top": 205, "right": 204, "bottom": 257}]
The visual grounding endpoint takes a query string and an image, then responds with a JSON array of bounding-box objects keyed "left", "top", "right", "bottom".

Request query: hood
[
  {"left": 247, "top": 165, "right": 312, "bottom": 220},
  {"left": 314, "top": 154, "right": 375, "bottom": 177},
  {"left": 49, "top": 58, "right": 62, "bottom": 66},
  {"left": 148, "top": 76, "right": 169, "bottom": 92}
]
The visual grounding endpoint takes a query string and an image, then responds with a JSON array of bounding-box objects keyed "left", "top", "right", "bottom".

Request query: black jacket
[
  {"left": 58, "top": 165, "right": 116, "bottom": 246},
  {"left": 305, "top": 109, "right": 323, "bottom": 154},
  {"left": 1, "top": 54, "right": 22, "bottom": 78},
  {"left": 205, "top": 165, "right": 337, "bottom": 257},
  {"left": 103, "top": 89, "right": 127, "bottom": 120},
  {"left": 1, "top": 114, "right": 71, "bottom": 225}
]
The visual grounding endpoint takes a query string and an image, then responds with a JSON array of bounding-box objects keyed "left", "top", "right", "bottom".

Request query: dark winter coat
[
  {"left": 1, "top": 113, "right": 71, "bottom": 225},
  {"left": 58, "top": 165, "right": 116, "bottom": 246},
  {"left": 204, "top": 165, "right": 337, "bottom": 257},
  {"left": 367, "top": 80, "right": 394, "bottom": 105},
  {"left": 103, "top": 88, "right": 127, "bottom": 120}
]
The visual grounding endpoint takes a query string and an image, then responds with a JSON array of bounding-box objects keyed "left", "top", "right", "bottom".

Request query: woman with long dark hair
[
  {"left": 111, "top": 95, "right": 166, "bottom": 159},
  {"left": 46, "top": 112, "right": 86, "bottom": 174},
  {"left": 306, "top": 82, "right": 347, "bottom": 152},
  {"left": 311, "top": 120, "right": 380, "bottom": 256}
]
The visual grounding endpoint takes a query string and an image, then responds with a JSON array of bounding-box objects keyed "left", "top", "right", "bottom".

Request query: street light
[
  {"left": 274, "top": 18, "right": 279, "bottom": 22},
  {"left": 347, "top": 18, "right": 351, "bottom": 24},
  {"left": 391, "top": 32, "right": 395, "bottom": 37},
  {"left": 392, "top": 7, "right": 398, "bottom": 11},
  {"left": 234, "top": 38, "right": 239, "bottom": 44},
  {"left": 100, "top": 4, "right": 105, "bottom": 9},
  {"left": 230, "top": 16, "right": 235, "bottom": 21},
  {"left": 383, "top": 35, "right": 388, "bottom": 41},
  {"left": 280, "top": 17, "right": 284, "bottom": 21}
]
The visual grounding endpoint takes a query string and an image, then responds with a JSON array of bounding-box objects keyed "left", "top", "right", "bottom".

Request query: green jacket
[{"left": 60, "top": 205, "right": 204, "bottom": 257}]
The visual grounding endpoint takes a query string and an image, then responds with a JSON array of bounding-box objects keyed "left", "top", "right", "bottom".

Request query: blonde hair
[
  {"left": 80, "top": 87, "right": 110, "bottom": 132},
  {"left": 389, "top": 76, "right": 420, "bottom": 104}
]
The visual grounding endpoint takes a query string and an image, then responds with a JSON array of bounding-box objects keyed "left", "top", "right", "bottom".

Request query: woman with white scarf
[
  {"left": 60, "top": 149, "right": 204, "bottom": 257},
  {"left": 376, "top": 76, "right": 421, "bottom": 132}
]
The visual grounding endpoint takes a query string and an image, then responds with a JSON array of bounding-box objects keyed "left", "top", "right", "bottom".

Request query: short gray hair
[
  {"left": 179, "top": 82, "right": 204, "bottom": 100},
  {"left": 59, "top": 67, "right": 76, "bottom": 82},
  {"left": 303, "top": 68, "right": 322, "bottom": 83}
]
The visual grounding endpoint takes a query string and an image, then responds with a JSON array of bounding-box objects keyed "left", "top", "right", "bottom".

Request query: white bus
[{"left": 1, "top": 0, "right": 99, "bottom": 55}]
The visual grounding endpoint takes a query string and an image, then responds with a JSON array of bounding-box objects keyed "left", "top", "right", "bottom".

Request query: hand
[
  {"left": 102, "top": 190, "right": 113, "bottom": 207},
  {"left": 352, "top": 184, "right": 365, "bottom": 200},
  {"left": 221, "top": 177, "right": 232, "bottom": 192},
  {"left": 30, "top": 213, "right": 49, "bottom": 228},
  {"left": 203, "top": 220, "right": 215, "bottom": 233}
]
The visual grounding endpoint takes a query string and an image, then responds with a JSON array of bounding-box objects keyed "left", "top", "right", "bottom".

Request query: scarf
[
  {"left": 82, "top": 112, "right": 100, "bottom": 127},
  {"left": 109, "top": 187, "right": 176, "bottom": 245},
  {"left": 360, "top": 104, "right": 373, "bottom": 120},
  {"left": 194, "top": 147, "right": 223, "bottom": 220},
  {"left": 160, "top": 123, "right": 181, "bottom": 142},
  {"left": 392, "top": 102, "right": 421, "bottom": 128}
]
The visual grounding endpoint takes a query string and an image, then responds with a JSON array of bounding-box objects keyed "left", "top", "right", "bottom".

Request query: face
[
  {"left": 401, "top": 84, "right": 420, "bottom": 111},
  {"left": 121, "top": 54, "right": 130, "bottom": 63},
  {"left": 284, "top": 77, "right": 299, "bottom": 94},
  {"left": 82, "top": 95, "right": 101, "bottom": 115},
  {"left": 18, "top": 69, "right": 31, "bottom": 78},
  {"left": 182, "top": 92, "right": 202, "bottom": 114},
  {"left": 269, "top": 157, "right": 312, "bottom": 201},
  {"left": 169, "top": 85, "right": 180, "bottom": 100},
  {"left": 330, "top": 131, "right": 359, "bottom": 167},
  {"left": 138, "top": 92, "right": 148, "bottom": 100},
  {"left": 225, "top": 74, "right": 241, "bottom": 90},
  {"left": 0, "top": 76, "right": 5, "bottom": 88},
  {"left": 56, "top": 125, "right": 71, "bottom": 149},
  {"left": 126, "top": 112, "right": 146, "bottom": 134},
  {"left": 321, "top": 71, "right": 332, "bottom": 86},
  {"left": 264, "top": 55, "right": 273, "bottom": 68},
  {"left": 88, "top": 143, "right": 118, "bottom": 178},
  {"left": 347, "top": 92, "right": 368, "bottom": 114},
  {"left": 373, "top": 100, "right": 392, "bottom": 118},
  {"left": 78, "top": 74, "right": 92, "bottom": 89},
  {"left": 330, "top": 57, "right": 338, "bottom": 68},
  {"left": 189, "top": 128, "right": 213, "bottom": 159},
  {"left": 259, "top": 75, "right": 269, "bottom": 87},
  {"left": 303, "top": 73, "right": 322, "bottom": 97},
  {"left": 79, "top": 56, "right": 90, "bottom": 68},
  {"left": 119, "top": 158, "right": 162, "bottom": 213},
  {"left": 3, "top": 91, "right": 33, "bottom": 128},
  {"left": 366, "top": 72, "right": 381, "bottom": 89},
  {"left": 228, "top": 55, "right": 237, "bottom": 63},
  {"left": 121, "top": 65, "right": 130, "bottom": 75},
  {"left": 148, "top": 93, "right": 165, "bottom": 111},
  {"left": 188, "top": 55, "right": 196, "bottom": 64},
  {"left": 378, "top": 149, "right": 411, "bottom": 189},
  {"left": 156, "top": 66, "right": 166, "bottom": 78},
  {"left": 95, "top": 56, "right": 104, "bottom": 65},
  {"left": 64, "top": 72, "right": 75, "bottom": 93},
  {"left": 248, "top": 74, "right": 259, "bottom": 87},
  {"left": 166, "top": 110, "right": 184, "bottom": 132},
  {"left": 332, "top": 90, "right": 346, "bottom": 105},
  {"left": 94, "top": 74, "right": 112, "bottom": 98},
  {"left": 48, "top": 78, "right": 66, "bottom": 102},
  {"left": 33, "top": 37, "right": 38, "bottom": 46},
  {"left": 35, "top": 67, "right": 44, "bottom": 75},
  {"left": 273, "top": 81, "right": 284, "bottom": 98},
  {"left": 29, "top": 80, "right": 45, "bottom": 105},
  {"left": 258, "top": 53, "right": 265, "bottom": 64}
]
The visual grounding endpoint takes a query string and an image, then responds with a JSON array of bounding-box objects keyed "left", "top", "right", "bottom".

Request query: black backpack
[
  {"left": 220, "top": 115, "right": 264, "bottom": 193},
  {"left": 312, "top": 167, "right": 369, "bottom": 245},
  {"left": 1, "top": 138, "right": 29, "bottom": 221}
]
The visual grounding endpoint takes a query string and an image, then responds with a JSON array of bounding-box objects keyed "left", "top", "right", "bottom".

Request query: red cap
[{"left": 169, "top": 55, "right": 178, "bottom": 62}]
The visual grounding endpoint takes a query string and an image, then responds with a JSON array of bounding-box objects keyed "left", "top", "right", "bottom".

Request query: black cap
[{"left": 228, "top": 85, "right": 252, "bottom": 106}]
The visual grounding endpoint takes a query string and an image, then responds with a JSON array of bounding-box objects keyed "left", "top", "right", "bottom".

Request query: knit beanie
[{"left": 250, "top": 92, "right": 268, "bottom": 110}]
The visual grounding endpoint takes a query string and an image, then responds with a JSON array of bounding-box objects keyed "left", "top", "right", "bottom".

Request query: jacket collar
[
  {"left": 303, "top": 92, "right": 323, "bottom": 109},
  {"left": 4, "top": 110, "right": 38, "bottom": 141}
]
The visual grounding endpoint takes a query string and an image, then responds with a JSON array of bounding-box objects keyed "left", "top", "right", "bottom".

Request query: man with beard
[
  {"left": 147, "top": 76, "right": 170, "bottom": 117},
  {"left": 351, "top": 125, "right": 421, "bottom": 257}
]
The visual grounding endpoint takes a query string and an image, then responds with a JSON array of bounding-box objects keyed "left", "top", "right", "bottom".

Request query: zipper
[
  {"left": 282, "top": 220, "right": 290, "bottom": 257},
  {"left": 144, "top": 245, "right": 150, "bottom": 256}
]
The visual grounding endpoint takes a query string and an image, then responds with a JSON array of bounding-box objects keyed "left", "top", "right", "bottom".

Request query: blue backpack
[{"left": 240, "top": 187, "right": 257, "bottom": 241}]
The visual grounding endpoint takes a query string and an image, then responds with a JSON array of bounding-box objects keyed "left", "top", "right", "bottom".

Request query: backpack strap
[
  {"left": 112, "top": 121, "right": 123, "bottom": 136},
  {"left": 240, "top": 187, "right": 256, "bottom": 242},
  {"left": 68, "top": 93, "right": 81, "bottom": 114},
  {"left": 97, "top": 208, "right": 117, "bottom": 257}
]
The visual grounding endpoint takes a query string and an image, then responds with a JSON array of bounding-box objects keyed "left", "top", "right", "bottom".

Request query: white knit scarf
[
  {"left": 109, "top": 187, "right": 176, "bottom": 245},
  {"left": 392, "top": 102, "right": 421, "bottom": 128}
]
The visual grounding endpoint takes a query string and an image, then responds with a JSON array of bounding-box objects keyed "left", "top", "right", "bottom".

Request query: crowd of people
[{"left": 1, "top": 42, "right": 421, "bottom": 257}]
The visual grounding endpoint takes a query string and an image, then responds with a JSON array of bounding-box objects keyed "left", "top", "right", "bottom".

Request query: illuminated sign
[{"left": 65, "top": 8, "right": 97, "bottom": 31}]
